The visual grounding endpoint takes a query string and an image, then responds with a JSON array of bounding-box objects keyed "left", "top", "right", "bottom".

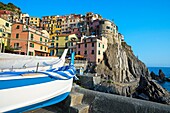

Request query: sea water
[{"left": 148, "top": 67, "right": 170, "bottom": 91}]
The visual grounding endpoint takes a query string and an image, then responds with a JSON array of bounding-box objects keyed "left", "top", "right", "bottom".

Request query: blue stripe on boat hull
[
  {"left": 5, "top": 92, "right": 70, "bottom": 113},
  {"left": 0, "top": 76, "right": 56, "bottom": 90}
]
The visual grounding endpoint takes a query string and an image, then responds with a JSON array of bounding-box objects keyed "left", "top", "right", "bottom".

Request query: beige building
[
  {"left": 0, "top": 18, "right": 12, "bottom": 52},
  {"left": 99, "top": 19, "right": 120, "bottom": 44}
]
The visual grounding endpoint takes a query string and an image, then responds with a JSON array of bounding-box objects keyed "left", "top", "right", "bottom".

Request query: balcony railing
[{"left": 13, "top": 46, "right": 22, "bottom": 50}]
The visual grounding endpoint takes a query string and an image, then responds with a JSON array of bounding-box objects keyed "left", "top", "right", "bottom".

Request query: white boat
[
  {"left": 0, "top": 52, "right": 76, "bottom": 113},
  {"left": 0, "top": 49, "right": 68, "bottom": 72}
]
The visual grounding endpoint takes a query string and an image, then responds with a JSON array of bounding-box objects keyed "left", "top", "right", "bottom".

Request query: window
[
  {"left": 65, "top": 43, "right": 68, "bottom": 47},
  {"left": 100, "top": 21, "right": 104, "bottom": 24},
  {"left": 92, "top": 43, "right": 94, "bottom": 47},
  {"left": 0, "top": 29, "right": 3, "bottom": 32},
  {"left": 106, "top": 26, "right": 110, "bottom": 29},
  {"left": 52, "top": 36, "right": 55, "bottom": 40},
  {"left": 78, "top": 51, "right": 80, "bottom": 55},
  {"left": 98, "top": 59, "right": 100, "bottom": 63},
  {"left": 70, "top": 42, "right": 73, "bottom": 46},
  {"left": 14, "top": 43, "right": 19, "bottom": 48},
  {"left": 31, "top": 34, "right": 34, "bottom": 40},
  {"left": 84, "top": 50, "right": 87, "bottom": 55},
  {"left": 56, "top": 36, "right": 59, "bottom": 40},
  {"left": 29, "top": 52, "right": 33, "bottom": 56},
  {"left": 16, "top": 34, "right": 19, "bottom": 38},
  {"left": 98, "top": 43, "right": 100, "bottom": 47},
  {"left": 40, "top": 37, "right": 42, "bottom": 43},
  {"left": 91, "top": 50, "right": 94, "bottom": 54},
  {"left": 40, "top": 46, "right": 43, "bottom": 50},
  {"left": 65, "top": 36, "right": 68, "bottom": 40},
  {"left": 45, "top": 47, "right": 46, "bottom": 51},
  {"left": 30, "top": 43, "right": 34, "bottom": 48},
  {"left": 85, "top": 43, "right": 87, "bottom": 48},
  {"left": 44, "top": 39, "right": 47, "bottom": 43},
  {"left": 5, "top": 22, "right": 9, "bottom": 27},
  {"left": 103, "top": 44, "right": 104, "bottom": 49},
  {"left": 98, "top": 50, "right": 100, "bottom": 55},
  {"left": 78, "top": 44, "right": 80, "bottom": 48},
  {"left": 16, "top": 25, "right": 20, "bottom": 29}
]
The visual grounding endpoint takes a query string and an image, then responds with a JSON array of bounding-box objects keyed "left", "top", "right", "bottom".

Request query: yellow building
[
  {"left": 29, "top": 17, "right": 41, "bottom": 28},
  {"left": 49, "top": 34, "right": 78, "bottom": 57},
  {"left": 0, "top": 18, "right": 12, "bottom": 52},
  {"left": 42, "top": 15, "right": 63, "bottom": 35}
]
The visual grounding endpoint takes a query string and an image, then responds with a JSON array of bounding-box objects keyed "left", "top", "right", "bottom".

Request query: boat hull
[{"left": 0, "top": 76, "right": 73, "bottom": 113}]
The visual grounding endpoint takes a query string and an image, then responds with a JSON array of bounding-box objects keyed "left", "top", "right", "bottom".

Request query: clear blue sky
[{"left": 1, "top": 0, "right": 170, "bottom": 67}]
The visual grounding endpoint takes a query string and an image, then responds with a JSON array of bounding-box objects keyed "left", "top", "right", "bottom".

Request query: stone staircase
[{"left": 68, "top": 92, "right": 89, "bottom": 113}]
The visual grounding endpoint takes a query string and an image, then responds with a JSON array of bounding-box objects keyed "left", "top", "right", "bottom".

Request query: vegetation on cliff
[{"left": 0, "top": 2, "right": 21, "bottom": 13}]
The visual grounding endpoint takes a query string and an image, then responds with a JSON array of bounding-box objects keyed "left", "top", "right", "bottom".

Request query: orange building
[{"left": 10, "top": 23, "right": 49, "bottom": 56}]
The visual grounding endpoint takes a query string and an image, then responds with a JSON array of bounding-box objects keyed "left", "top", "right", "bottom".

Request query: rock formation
[
  {"left": 159, "top": 69, "right": 166, "bottom": 81},
  {"left": 92, "top": 41, "right": 170, "bottom": 104}
]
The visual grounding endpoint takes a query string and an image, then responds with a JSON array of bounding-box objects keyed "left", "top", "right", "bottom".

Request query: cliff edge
[{"left": 93, "top": 41, "right": 170, "bottom": 104}]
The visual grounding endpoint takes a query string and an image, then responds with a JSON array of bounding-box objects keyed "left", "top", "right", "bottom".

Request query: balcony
[{"left": 48, "top": 45, "right": 55, "bottom": 48}]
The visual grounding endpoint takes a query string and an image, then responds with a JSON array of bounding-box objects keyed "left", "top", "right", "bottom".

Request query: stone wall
[{"left": 73, "top": 86, "right": 170, "bottom": 113}]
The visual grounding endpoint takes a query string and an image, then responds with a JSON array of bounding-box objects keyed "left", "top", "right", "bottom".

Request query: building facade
[
  {"left": 76, "top": 35, "right": 107, "bottom": 64},
  {"left": 49, "top": 33, "right": 78, "bottom": 57},
  {"left": 10, "top": 23, "right": 49, "bottom": 56},
  {"left": 29, "top": 17, "right": 41, "bottom": 28},
  {"left": 0, "top": 18, "right": 12, "bottom": 52}
]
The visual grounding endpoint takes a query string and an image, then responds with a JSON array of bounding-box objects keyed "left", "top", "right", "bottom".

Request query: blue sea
[{"left": 148, "top": 67, "right": 170, "bottom": 91}]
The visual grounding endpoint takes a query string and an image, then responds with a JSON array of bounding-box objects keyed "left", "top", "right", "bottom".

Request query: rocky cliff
[{"left": 93, "top": 41, "right": 170, "bottom": 104}]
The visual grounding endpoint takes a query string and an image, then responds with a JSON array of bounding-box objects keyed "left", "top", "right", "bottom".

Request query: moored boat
[
  {"left": 0, "top": 49, "right": 68, "bottom": 72},
  {"left": 0, "top": 52, "right": 76, "bottom": 113}
]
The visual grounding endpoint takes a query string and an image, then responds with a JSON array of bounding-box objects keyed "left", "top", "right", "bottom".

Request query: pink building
[{"left": 76, "top": 35, "right": 107, "bottom": 64}]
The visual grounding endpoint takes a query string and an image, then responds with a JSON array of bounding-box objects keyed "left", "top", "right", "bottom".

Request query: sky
[{"left": 1, "top": 0, "right": 170, "bottom": 67}]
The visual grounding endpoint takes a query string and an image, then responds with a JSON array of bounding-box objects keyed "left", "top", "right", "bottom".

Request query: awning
[{"left": 75, "top": 55, "right": 84, "bottom": 58}]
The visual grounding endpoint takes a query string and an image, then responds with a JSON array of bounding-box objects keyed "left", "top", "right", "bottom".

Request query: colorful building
[
  {"left": 0, "top": 10, "right": 13, "bottom": 22},
  {"left": 10, "top": 23, "right": 49, "bottom": 56},
  {"left": 76, "top": 35, "right": 107, "bottom": 64},
  {"left": 49, "top": 34, "right": 78, "bottom": 57},
  {"left": 0, "top": 18, "right": 12, "bottom": 52},
  {"left": 29, "top": 17, "right": 41, "bottom": 28}
]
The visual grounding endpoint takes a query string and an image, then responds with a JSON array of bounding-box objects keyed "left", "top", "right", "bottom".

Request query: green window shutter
[
  {"left": 31, "top": 34, "right": 33, "bottom": 38},
  {"left": 5, "top": 22, "right": 9, "bottom": 27},
  {"left": 56, "top": 36, "right": 59, "bottom": 40},
  {"left": 65, "top": 36, "right": 68, "bottom": 40}
]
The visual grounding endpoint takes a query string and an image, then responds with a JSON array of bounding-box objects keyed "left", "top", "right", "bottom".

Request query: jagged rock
[
  {"left": 159, "top": 69, "right": 166, "bottom": 81},
  {"left": 150, "top": 71, "right": 159, "bottom": 80},
  {"left": 134, "top": 74, "right": 170, "bottom": 104}
]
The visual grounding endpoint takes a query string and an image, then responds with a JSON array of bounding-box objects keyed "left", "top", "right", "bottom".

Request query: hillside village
[{"left": 0, "top": 2, "right": 124, "bottom": 64}]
